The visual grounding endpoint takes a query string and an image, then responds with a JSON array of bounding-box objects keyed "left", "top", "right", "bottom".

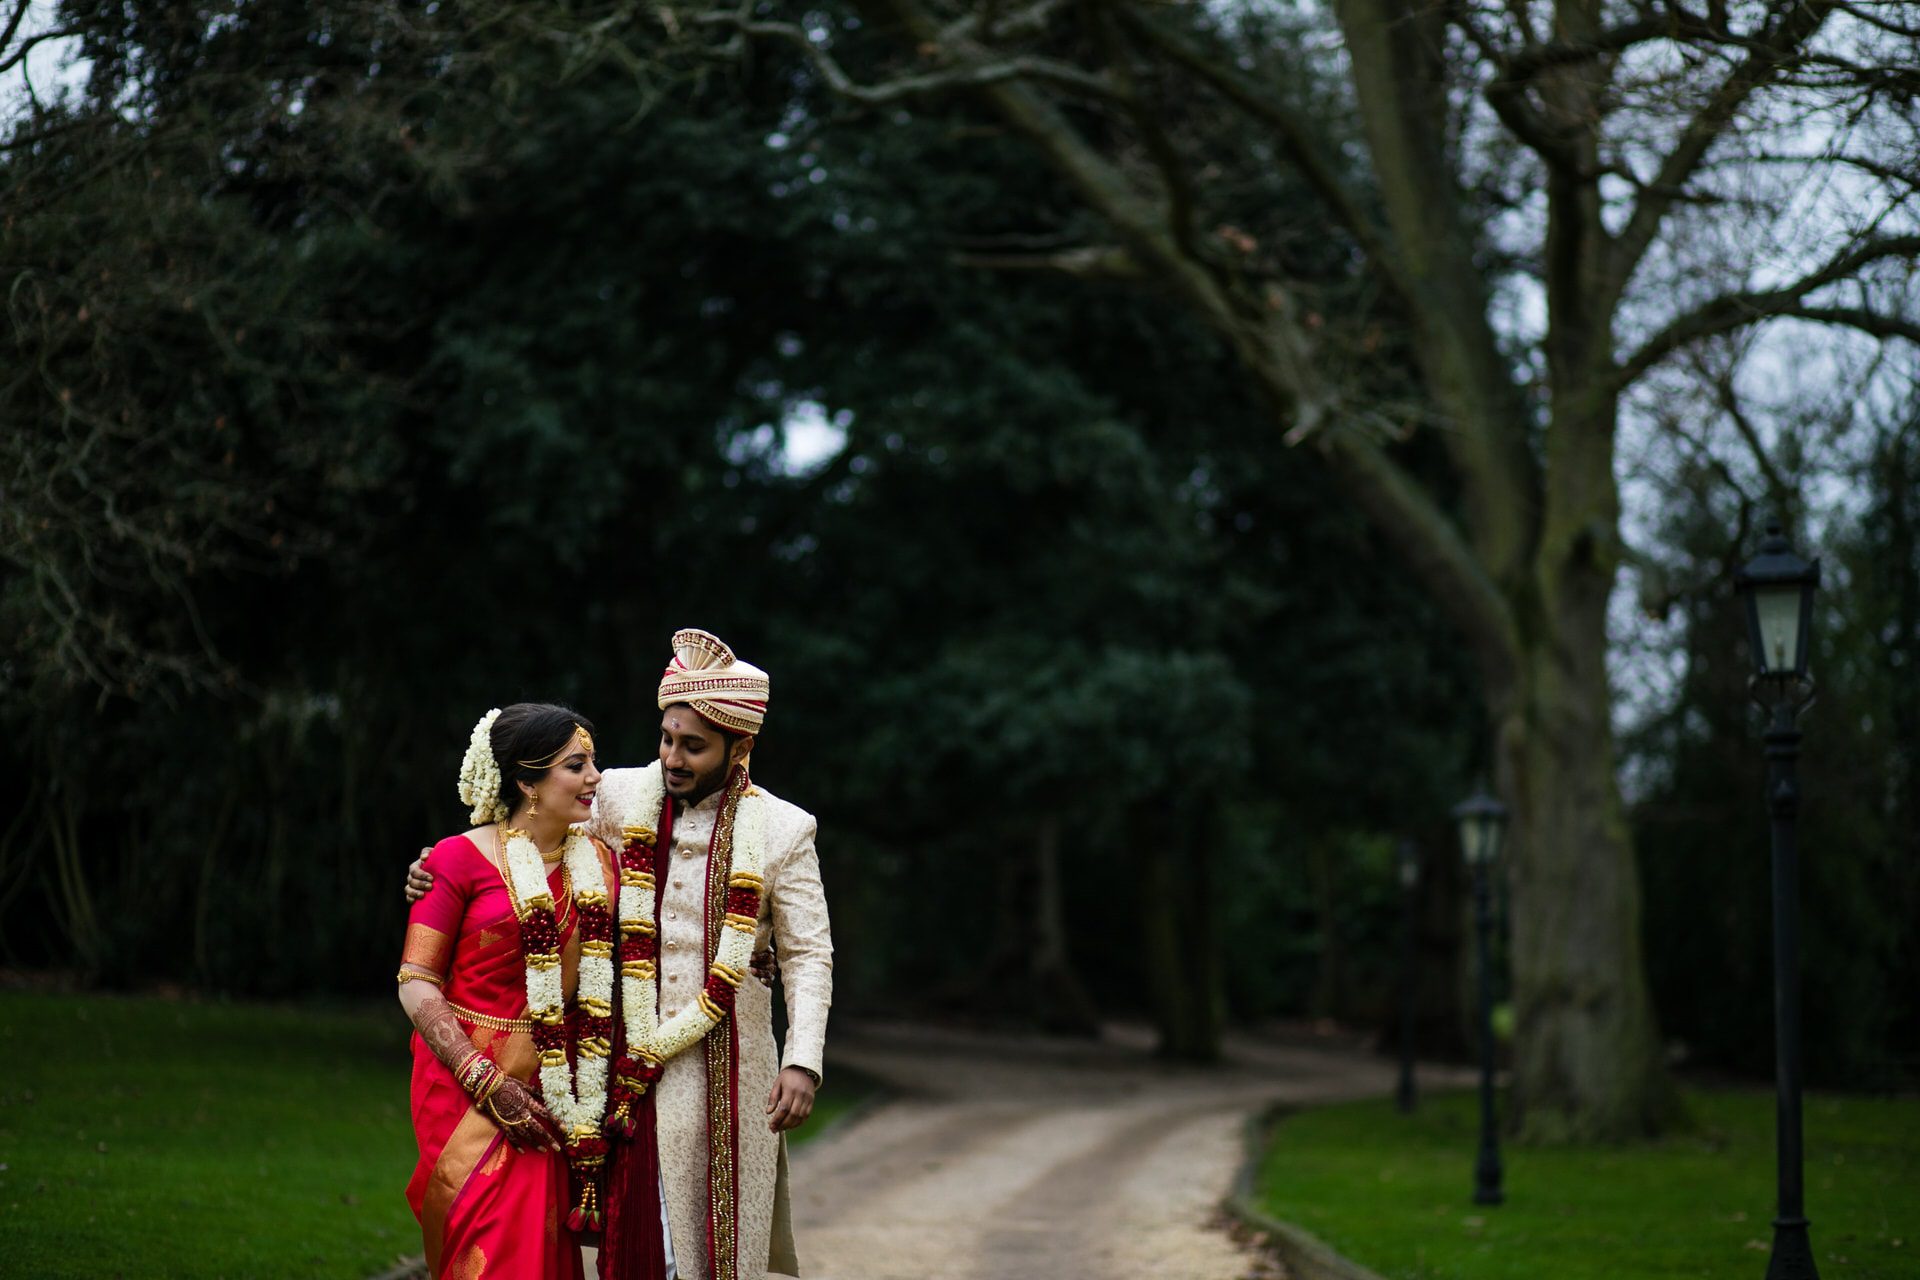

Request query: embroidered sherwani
[{"left": 589, "top": 765, "right": 834, "bottom": 1280}]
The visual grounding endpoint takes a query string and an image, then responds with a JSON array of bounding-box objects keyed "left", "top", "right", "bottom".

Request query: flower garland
[
  {"left": 604, "top": 763, "right": 765, "bottom": 1140},
  {"left": 457, "top": 709, "right": 506, "bottom": 824},
  {"left": 499, "top": 825, "right": 617, "bottom": 1230}
]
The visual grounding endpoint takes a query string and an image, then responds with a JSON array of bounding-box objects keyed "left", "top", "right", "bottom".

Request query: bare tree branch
[
  {"left": 1616, "top": 234, "right": 1920, "bottom": 388},
  {"left": 1456, "top": 7, "right": 1582, "bottom": 174},
  {"left": 1318, "top": 425, "right": 1522, "bottom": 686},
  {"left": 1833, "top": 0, "right": 1920, "bottom": 38},
  {"left": 1087, "top": 2, "right": 1201, "bottom": 257},
  {"left": 939, "top": 0, "right": 1070, "bottom": 45},
  {"left": 1116, "top": 5, "right": 1413, "bottom": 301},
  {"left": 1334, "top": 0, "right": 1540, "bottom": 584},
  {"left": 692, "top": 10, "right": 1123, "bottom": 104},
  {"left": 1781, "top": 304, "right": 1920, "bottom": 345},
  {"left": 951, "top": 244, "right": 1144, "bottom": 278},
  {"left": 0, "top": 25, "right": 78, "bottom": 76},
  {"left": 1607, "top": 0, "right": 1842, "bottom": 301},
  {"left": 1695, "top": 351, "right": 1795, "bottom": 515},
  {"left": 1500, "top": 16, "right": 1676, "bottom": 79},
  {"left": 0, "top": 0, "right": 30, "bottom": 61}
]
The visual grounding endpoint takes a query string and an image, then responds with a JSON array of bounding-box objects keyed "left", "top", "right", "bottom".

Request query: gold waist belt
[{"left": 448, "top": 1000, "right": 534, "bottom": 1033}]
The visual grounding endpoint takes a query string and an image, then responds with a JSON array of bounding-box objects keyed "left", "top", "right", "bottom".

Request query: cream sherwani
[{"left": 589, "top": 763, "right": 834, "bottom": 1280}]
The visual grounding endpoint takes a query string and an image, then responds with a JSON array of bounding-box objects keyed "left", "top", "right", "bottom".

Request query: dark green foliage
[
  {"left": 13, "top": 2, "right": 1912, "bottom": 1089},
  {"left": 1629, "top": 399, "right": 1920, "bottom": 1087}
]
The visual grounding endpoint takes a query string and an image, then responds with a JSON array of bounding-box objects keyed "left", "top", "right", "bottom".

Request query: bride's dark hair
[{"left": 490, "top": 702, "right": 595, "bottom": 815}]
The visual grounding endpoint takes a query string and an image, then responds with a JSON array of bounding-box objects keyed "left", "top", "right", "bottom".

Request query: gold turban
[{"left": 656, "top": 628, "right": 769, "bottom": 736}]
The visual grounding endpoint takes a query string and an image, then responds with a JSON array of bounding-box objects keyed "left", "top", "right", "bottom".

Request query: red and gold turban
[{"left": 656, "top": 628, "right": 769, "bottom": 735}]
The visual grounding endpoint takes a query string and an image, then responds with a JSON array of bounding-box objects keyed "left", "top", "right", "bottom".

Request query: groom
[{"left": 408, "top": 629, "right": 834, "bottom": 1280}]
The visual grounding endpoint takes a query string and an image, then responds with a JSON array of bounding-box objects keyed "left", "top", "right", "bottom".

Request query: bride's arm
[
  {"left": 397, "top": 979, "right": 563, "bottom": 1153},
  {"left": 397, "top": 845, "right": 562, "bottom": 1152}
]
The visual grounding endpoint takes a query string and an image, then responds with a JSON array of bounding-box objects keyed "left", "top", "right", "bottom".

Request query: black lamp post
[
  {"left": 1734, "top": 522, "right": 1822, "bottom": 1280},
  {"left": 1453, "top": 785, "right": 1507, "bottom": 1207},
  {"left": 1396, "top": 839, "right": 1420, "bottom": 1114}
]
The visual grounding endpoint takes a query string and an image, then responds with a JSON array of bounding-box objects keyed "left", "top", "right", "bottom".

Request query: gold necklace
[{"left": 497, "top": 824, "right": 577, "bottom": 927}]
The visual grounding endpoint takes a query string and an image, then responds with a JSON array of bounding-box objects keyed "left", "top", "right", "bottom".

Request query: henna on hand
[
  {"left": 414, "top": 994, "right": 477, "bottom": 1073},
  {"left": 413, "top": 997, "right": 562, "bottom": 1154},
  {"left": 485, "top": 1077, "right": 564, "bottom": 1154}
]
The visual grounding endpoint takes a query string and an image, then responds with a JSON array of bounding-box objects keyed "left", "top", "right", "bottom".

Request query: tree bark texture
[{"left": 1498, "top": 561, "right": 1678, "bottom": 1138}]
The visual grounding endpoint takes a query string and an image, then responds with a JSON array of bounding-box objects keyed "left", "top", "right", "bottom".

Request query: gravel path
[{"left": 787, "top": 1021, "right": 1455, "bottom": 1280}]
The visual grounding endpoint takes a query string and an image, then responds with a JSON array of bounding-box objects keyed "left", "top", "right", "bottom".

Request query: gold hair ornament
[{"left": 517, "top": 725, "right": 595, "bottom": 770}]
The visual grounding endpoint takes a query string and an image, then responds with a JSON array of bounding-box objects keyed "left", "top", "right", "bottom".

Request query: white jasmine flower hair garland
[{"left": 457, "top": 708, "right": 505, "bottom": 824}]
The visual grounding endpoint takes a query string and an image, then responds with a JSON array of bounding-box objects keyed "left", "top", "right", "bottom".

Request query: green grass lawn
[
  {"left": 1254, "top": 1088, "right": 1918, "bottom": 1280},
  {"left": 0, "top": 991, "right": 422, "bottom": 1279},
  {"left": 0, "top": 991, "right": 877, "bottom": 1279}
]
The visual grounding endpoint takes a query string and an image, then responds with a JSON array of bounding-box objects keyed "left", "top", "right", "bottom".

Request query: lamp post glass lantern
[
  {"left": 1454, "top": 791, "right": 1507, "bottom": 869},
  {"left": 1734, "top": 523, "right": 1822, "bottom": 1280},
  {"left": 1737, "top": 522, "right": 1820, "bottom": 687},
  {"left": 1452, "top": 785, "right": 1507, "bottom": 1207}
]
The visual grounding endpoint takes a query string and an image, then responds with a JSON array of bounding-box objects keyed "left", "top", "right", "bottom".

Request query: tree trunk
[
  {"left": 1030, "top": 814, "right": 1101, "bottom": 1036},
  {"left": 1137, "top": 799, "right": 1223, "bottom": 1062},
  {"left": 1308, "top": 834, "right": 1347, "bottom": 1020},
  {"left": 979, "top": 811, "right": 1101, "bottom": 1034},
  {"left": 46, "top": 783, "right": 105, "bottom": 977},
  {"left": 1497, "top": 557, "right": 1679, "bottom": 1140}
]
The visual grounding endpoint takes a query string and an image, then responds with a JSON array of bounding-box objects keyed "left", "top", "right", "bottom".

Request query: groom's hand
[
  {"left": 405, "top": 851, "right": 433, "bottom": 903},
  {"left": 765, "top": 1066, "right": 817, "bottom": 1133}
]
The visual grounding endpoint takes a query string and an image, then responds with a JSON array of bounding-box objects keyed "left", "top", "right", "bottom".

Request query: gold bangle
[
  {"left": 397, "top": 968, "right": 444, "bottom": 986},
  {"left": 456, "top": 1051, "right": 492, "bottom": 1096}
]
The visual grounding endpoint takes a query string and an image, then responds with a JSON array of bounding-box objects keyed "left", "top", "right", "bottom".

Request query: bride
[{"left": 396, "top": 702, "right": 604, "bottom": 1279}]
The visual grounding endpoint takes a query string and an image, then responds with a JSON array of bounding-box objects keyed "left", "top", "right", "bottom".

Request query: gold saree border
[
  {"left": 404, "top": 923, "right": 453, "bottom": 972},
  {"left": 422, "top": 1108, "right": 501, "bottom": 1277}
]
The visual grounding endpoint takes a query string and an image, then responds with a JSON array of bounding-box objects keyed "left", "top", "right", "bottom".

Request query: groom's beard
[{"left": 671, "top": 757, "right": 732, "bottom": 811}]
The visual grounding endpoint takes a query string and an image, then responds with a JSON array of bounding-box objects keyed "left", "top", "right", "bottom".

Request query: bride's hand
[{"left": 484, "top": 1077, "right": 565, "bottom": 1154}]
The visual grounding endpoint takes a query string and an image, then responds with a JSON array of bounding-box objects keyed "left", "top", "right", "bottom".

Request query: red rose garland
[
  {"left": 601, "top": 820, "right": 763, "bottom": 1141},
  {"left": 606, "top": 826, "right": 666, "bottom": 1138},
  {"left": 562, "top": 891, "right": 618, "bottom": 1231}
]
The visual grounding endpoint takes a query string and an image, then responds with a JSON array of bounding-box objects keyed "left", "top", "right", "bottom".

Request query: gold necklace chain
[{"left": 496, "top": 823, "right": 575, "bottom": 926}]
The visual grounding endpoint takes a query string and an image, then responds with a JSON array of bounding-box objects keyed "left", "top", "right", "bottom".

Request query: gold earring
[{"left": 526, "top": 791, "right": 540, "bottom": 817}]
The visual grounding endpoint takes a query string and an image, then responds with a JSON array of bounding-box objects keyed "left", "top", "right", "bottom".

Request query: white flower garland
[
  {"left": 457, "top": 709, "right": 506, "bottom": 824},
  {"left": 618, "top": 764, "right": 766, "bottom": 1063},
  {"left": 501, "top": 827, "right": 615, "bottom": 1135}
]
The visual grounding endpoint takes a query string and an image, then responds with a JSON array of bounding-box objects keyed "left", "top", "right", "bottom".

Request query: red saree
[{"left": 402, "top": 834, "right": 601, "bottom": 1280}]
